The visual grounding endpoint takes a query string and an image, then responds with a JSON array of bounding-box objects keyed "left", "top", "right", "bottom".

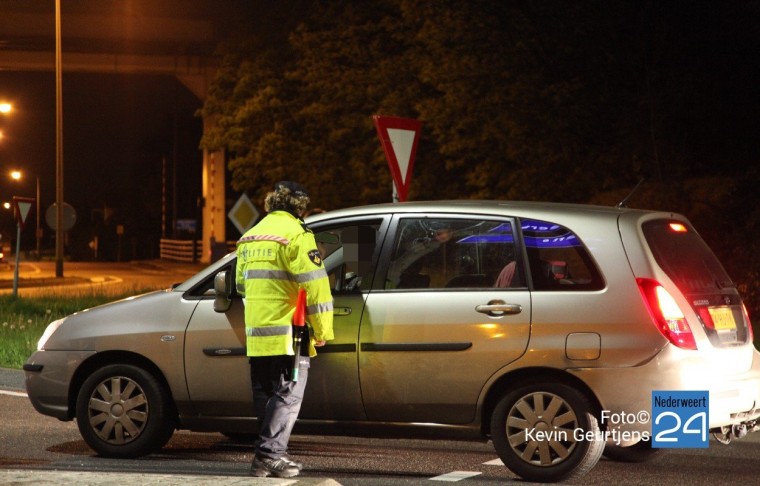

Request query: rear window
[
  {"left": 522, "top": 219, "right": 604, "bottom": 291},
  {"left": 642, "top": 220, "right": 733, "bottom": 294}
]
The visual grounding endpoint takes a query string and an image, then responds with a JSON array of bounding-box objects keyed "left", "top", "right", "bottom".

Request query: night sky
[{"left": 2, "top": 1, "right": 759, "bottom": 262}]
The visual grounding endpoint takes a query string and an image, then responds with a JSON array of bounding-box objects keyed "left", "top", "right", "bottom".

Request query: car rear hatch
[{"left": 639, "top": 218, "right": 753, "bottom": 350}]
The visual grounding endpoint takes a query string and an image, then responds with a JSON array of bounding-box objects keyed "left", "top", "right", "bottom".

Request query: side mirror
[{"left": 213, "top": 270, "right": 234, "bottom": 313}]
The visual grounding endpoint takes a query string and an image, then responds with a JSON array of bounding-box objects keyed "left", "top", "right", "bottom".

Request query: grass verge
[{"left": 0, "top": 285, "right": 157, "bottom": 369}]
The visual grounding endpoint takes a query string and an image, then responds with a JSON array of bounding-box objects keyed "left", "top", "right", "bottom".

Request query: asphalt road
[
  {"left": 3, "top": 365, "right": 760, "bottom": 486},
  {"left": 4, "top": 261, "right": 760, "bottom": 484}
]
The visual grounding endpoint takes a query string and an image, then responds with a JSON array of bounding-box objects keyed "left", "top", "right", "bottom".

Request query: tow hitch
[{"left": 712, "top": 419, "right": 760, "bottom": 445}]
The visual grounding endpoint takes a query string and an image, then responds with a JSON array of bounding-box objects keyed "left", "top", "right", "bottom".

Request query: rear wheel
[
  {"left": 490, "top": 382, "right": 604, "bottom": 483},
  {"left": 76, "top": 364, "right": 176, "bottom": 458}
]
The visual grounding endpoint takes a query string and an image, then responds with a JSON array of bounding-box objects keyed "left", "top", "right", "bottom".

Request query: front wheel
[
  {"left": 76, "top": 364, "right": 177, "bottom": 458},
  {"left": 490, "top": 382, "right": 604, "bottom": 483}
]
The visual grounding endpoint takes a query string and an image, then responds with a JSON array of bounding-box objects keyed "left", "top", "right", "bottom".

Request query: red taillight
[
  {"left": 637, "top": 278, "right": 697, "bottom": 350},
  {"left": 669, "top": 222, "right": 688, "bottom": 233},
  {"left": 743, "top": 303, "right": 754, "bottom": 341}
]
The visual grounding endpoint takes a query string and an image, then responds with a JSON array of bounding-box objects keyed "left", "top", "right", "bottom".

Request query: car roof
[{"left": 306, "top": 200, "right": 654, "bottom": 224}]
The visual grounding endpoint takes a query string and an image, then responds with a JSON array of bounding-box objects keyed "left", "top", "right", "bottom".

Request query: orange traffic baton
[{"left": 291, "top": 288, "right": 307, "bottom": 382}]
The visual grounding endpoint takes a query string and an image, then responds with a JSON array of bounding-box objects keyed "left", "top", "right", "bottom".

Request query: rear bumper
[
  {"left": 570, "top": 346, "right": 760, "bottom": 434},
  {"left": 24, "top": 349, "right": 96, "bottom": 421}
]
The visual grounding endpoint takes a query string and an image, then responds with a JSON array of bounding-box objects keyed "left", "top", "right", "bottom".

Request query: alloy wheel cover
[
  {"left": 506, "top": 391, "right": 579, "bottom": 466},
  {"left": 87, "top": 375, "right": 149, "bottom": 445}
]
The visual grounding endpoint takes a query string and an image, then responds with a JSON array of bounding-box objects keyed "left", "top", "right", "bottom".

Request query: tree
[{"left": 199, "top": 1, "right": 760, "bottom": 318}]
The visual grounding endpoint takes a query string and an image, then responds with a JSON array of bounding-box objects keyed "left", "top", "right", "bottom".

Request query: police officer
[{"left": 235, "top": 181, "right": 334, "bottom": 478}]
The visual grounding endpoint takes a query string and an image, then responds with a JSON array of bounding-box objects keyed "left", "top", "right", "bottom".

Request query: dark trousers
[{"left": 249, "top": 355, "right": 310, "bottom": 460}]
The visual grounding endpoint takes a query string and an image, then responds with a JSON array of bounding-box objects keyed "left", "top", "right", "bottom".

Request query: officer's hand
[{"left": 314, "top": 340, "right": 326, "bottom": 347}]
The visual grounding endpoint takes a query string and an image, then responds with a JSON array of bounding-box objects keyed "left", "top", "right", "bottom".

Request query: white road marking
[
  {"left": 430, "top": 471, "right": 482, "bottom": 482},
  {"left": 483, "top": 458, "right": 504, "bottom": 466},
  {"left": 0, "top": 389, "right": 27, "bottom": 397}
]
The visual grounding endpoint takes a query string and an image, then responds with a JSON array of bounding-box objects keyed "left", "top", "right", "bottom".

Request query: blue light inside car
[
  {"left": 457, "top": 234, "right": 515, "bottom": 244},
  {"left": 524, "top": 234, "right": 580, "bottom": 248},
  {"left": 455, "top": 219, "right": 583, "bottom": 248},
  {"left": 457, "top": 222, "right": 515, "bottom": 244},
  {"left": 522, "top": 219, "right": 582, "bottom": 248},
  {"left": 491, "top": 223, "right": 513, "bottom": 233},
  {"left": 522, "top": 220, "right": 562, "bottom": 233}
]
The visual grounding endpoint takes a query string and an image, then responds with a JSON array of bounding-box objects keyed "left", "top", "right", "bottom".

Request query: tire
[
  {"left": 76, "top": 364, "right": 177, "bottom": 458},
  {"left": 603, "top": 438, "right": 662, "bottom": 463},
  {"left": 490, "top": 382, "right": 605, "bottom": 483}
]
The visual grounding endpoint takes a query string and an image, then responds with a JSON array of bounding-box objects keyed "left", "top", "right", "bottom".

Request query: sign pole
[
  {"left": 11, "top": 197, "right": 36, "bottom": 298},
  {"left": 12, "top": 222, "right": 21, "bottom": 297}
]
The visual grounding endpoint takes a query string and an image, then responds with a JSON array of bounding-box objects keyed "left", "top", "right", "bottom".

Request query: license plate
[{"left": 709, "top": 307, "right": 736, "bottom": 331}]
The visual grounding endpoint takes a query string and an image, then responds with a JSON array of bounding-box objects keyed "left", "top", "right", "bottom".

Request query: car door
[
  {"left": 183, "top": 218, "right": 387, "bottom": 422},
  {"left": 358, "top": 214, "right": 532, "bottom": 424},
  {"left": 301, "top": 217, "right": 388, "bottom": 420},
  {"left": 183, "top": 258, "right": 252, "bottom": 418}
]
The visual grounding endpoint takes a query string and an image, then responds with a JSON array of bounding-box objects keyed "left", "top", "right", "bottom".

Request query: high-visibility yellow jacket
[{"left": 236, "top": 210, "right": 334, "bottom": 357}]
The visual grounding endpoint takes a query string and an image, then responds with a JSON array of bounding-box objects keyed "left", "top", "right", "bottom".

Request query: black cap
[{"left": 275, "top": 181, "right": 309, "bottom": 198}]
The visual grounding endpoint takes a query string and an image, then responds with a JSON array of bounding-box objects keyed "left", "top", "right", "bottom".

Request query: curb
[{"left": 0, "top": 470, "right": 343, "bottom": 485}]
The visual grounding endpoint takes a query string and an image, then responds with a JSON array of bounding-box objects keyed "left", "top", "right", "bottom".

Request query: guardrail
[
  {"left": 159, "top": 239, "right": 237, "bottom": 262},
  {"left": 159, "top": 239, "right": 201, "bottom": 263}
]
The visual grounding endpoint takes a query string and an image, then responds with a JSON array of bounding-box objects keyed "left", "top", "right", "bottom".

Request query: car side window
[
  {"left": 386, "top": 218, "right": 521, "bottom": 290},
  {"left": 522, "top": 219, "right": 604, "bottom": 291},
  {"left": 315, "top": 222, "right": 381, "bottom": 293}
]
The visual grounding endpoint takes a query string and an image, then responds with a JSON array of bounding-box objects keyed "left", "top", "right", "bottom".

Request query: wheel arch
[
  {"left": 480, "top": 367, "right": 603, "bottom": 436},
  {"left": 67, "top": 350, "right": 178, "bottom": 421}
]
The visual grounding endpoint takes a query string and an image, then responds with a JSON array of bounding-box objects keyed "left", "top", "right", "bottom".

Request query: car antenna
[{"left": 616, "top": 178, "right": 645, "bottom": 208}]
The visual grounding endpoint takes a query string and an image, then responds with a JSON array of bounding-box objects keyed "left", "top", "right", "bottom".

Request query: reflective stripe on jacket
[{"left": 236, "top": 210, "right": 334, "bottom": 357}]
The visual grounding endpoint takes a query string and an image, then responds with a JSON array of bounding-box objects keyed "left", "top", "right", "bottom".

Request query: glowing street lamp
[
  {"left": 7, "top": 170, "right": 42, "bottom": 258},
  {"left": 0, "top": 103, "right": 11, "bottom": 142}
]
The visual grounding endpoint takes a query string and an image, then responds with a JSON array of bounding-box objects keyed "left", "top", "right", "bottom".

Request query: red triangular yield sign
[
  {"left": 12, "top": 196, "right": 36, "bottom": 230},
  {"left": 373, "top": 115, "right": 422, "bottom": 202}
]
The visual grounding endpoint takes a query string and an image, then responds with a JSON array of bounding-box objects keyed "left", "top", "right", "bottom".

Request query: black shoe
[{"left": 250, "top": 455, "right": 300, "bottom": 478}]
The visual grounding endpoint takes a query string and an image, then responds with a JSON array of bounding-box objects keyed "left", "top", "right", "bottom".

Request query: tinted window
[
  {"left": 642, "top": 220, "right": 733, "bottom": 294},
  {"left": 522, "top": 219, "right": 604, "bottom": 291},
  {"left": 386, "top": 218, "right": 521, "bottom": 290}
]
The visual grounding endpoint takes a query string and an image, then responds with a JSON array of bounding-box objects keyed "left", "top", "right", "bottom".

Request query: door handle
[
  {"left": 334, "top": 307, "right": 352, "bottom": 316},
  {"left": 475, "top": 300, "right": 522, "bottom": 317}
]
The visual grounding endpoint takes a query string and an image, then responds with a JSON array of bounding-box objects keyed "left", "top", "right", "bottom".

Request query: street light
[
  {"left": 7, "top": 170, "right": 41, "bottom": 259},
  {"left": 3, "top": 171, "right": 24, "bottom": 296},
  {"left": 55, "top": 0, "right": 65, "bottom": 277},
  {"left": 0, "top": 102, "right": 11, "bottom": 142}
]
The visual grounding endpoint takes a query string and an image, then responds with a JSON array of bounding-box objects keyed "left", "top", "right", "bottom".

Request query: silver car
[{"left": 24, "top": 201, "right": 760, "bottom": 482}]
